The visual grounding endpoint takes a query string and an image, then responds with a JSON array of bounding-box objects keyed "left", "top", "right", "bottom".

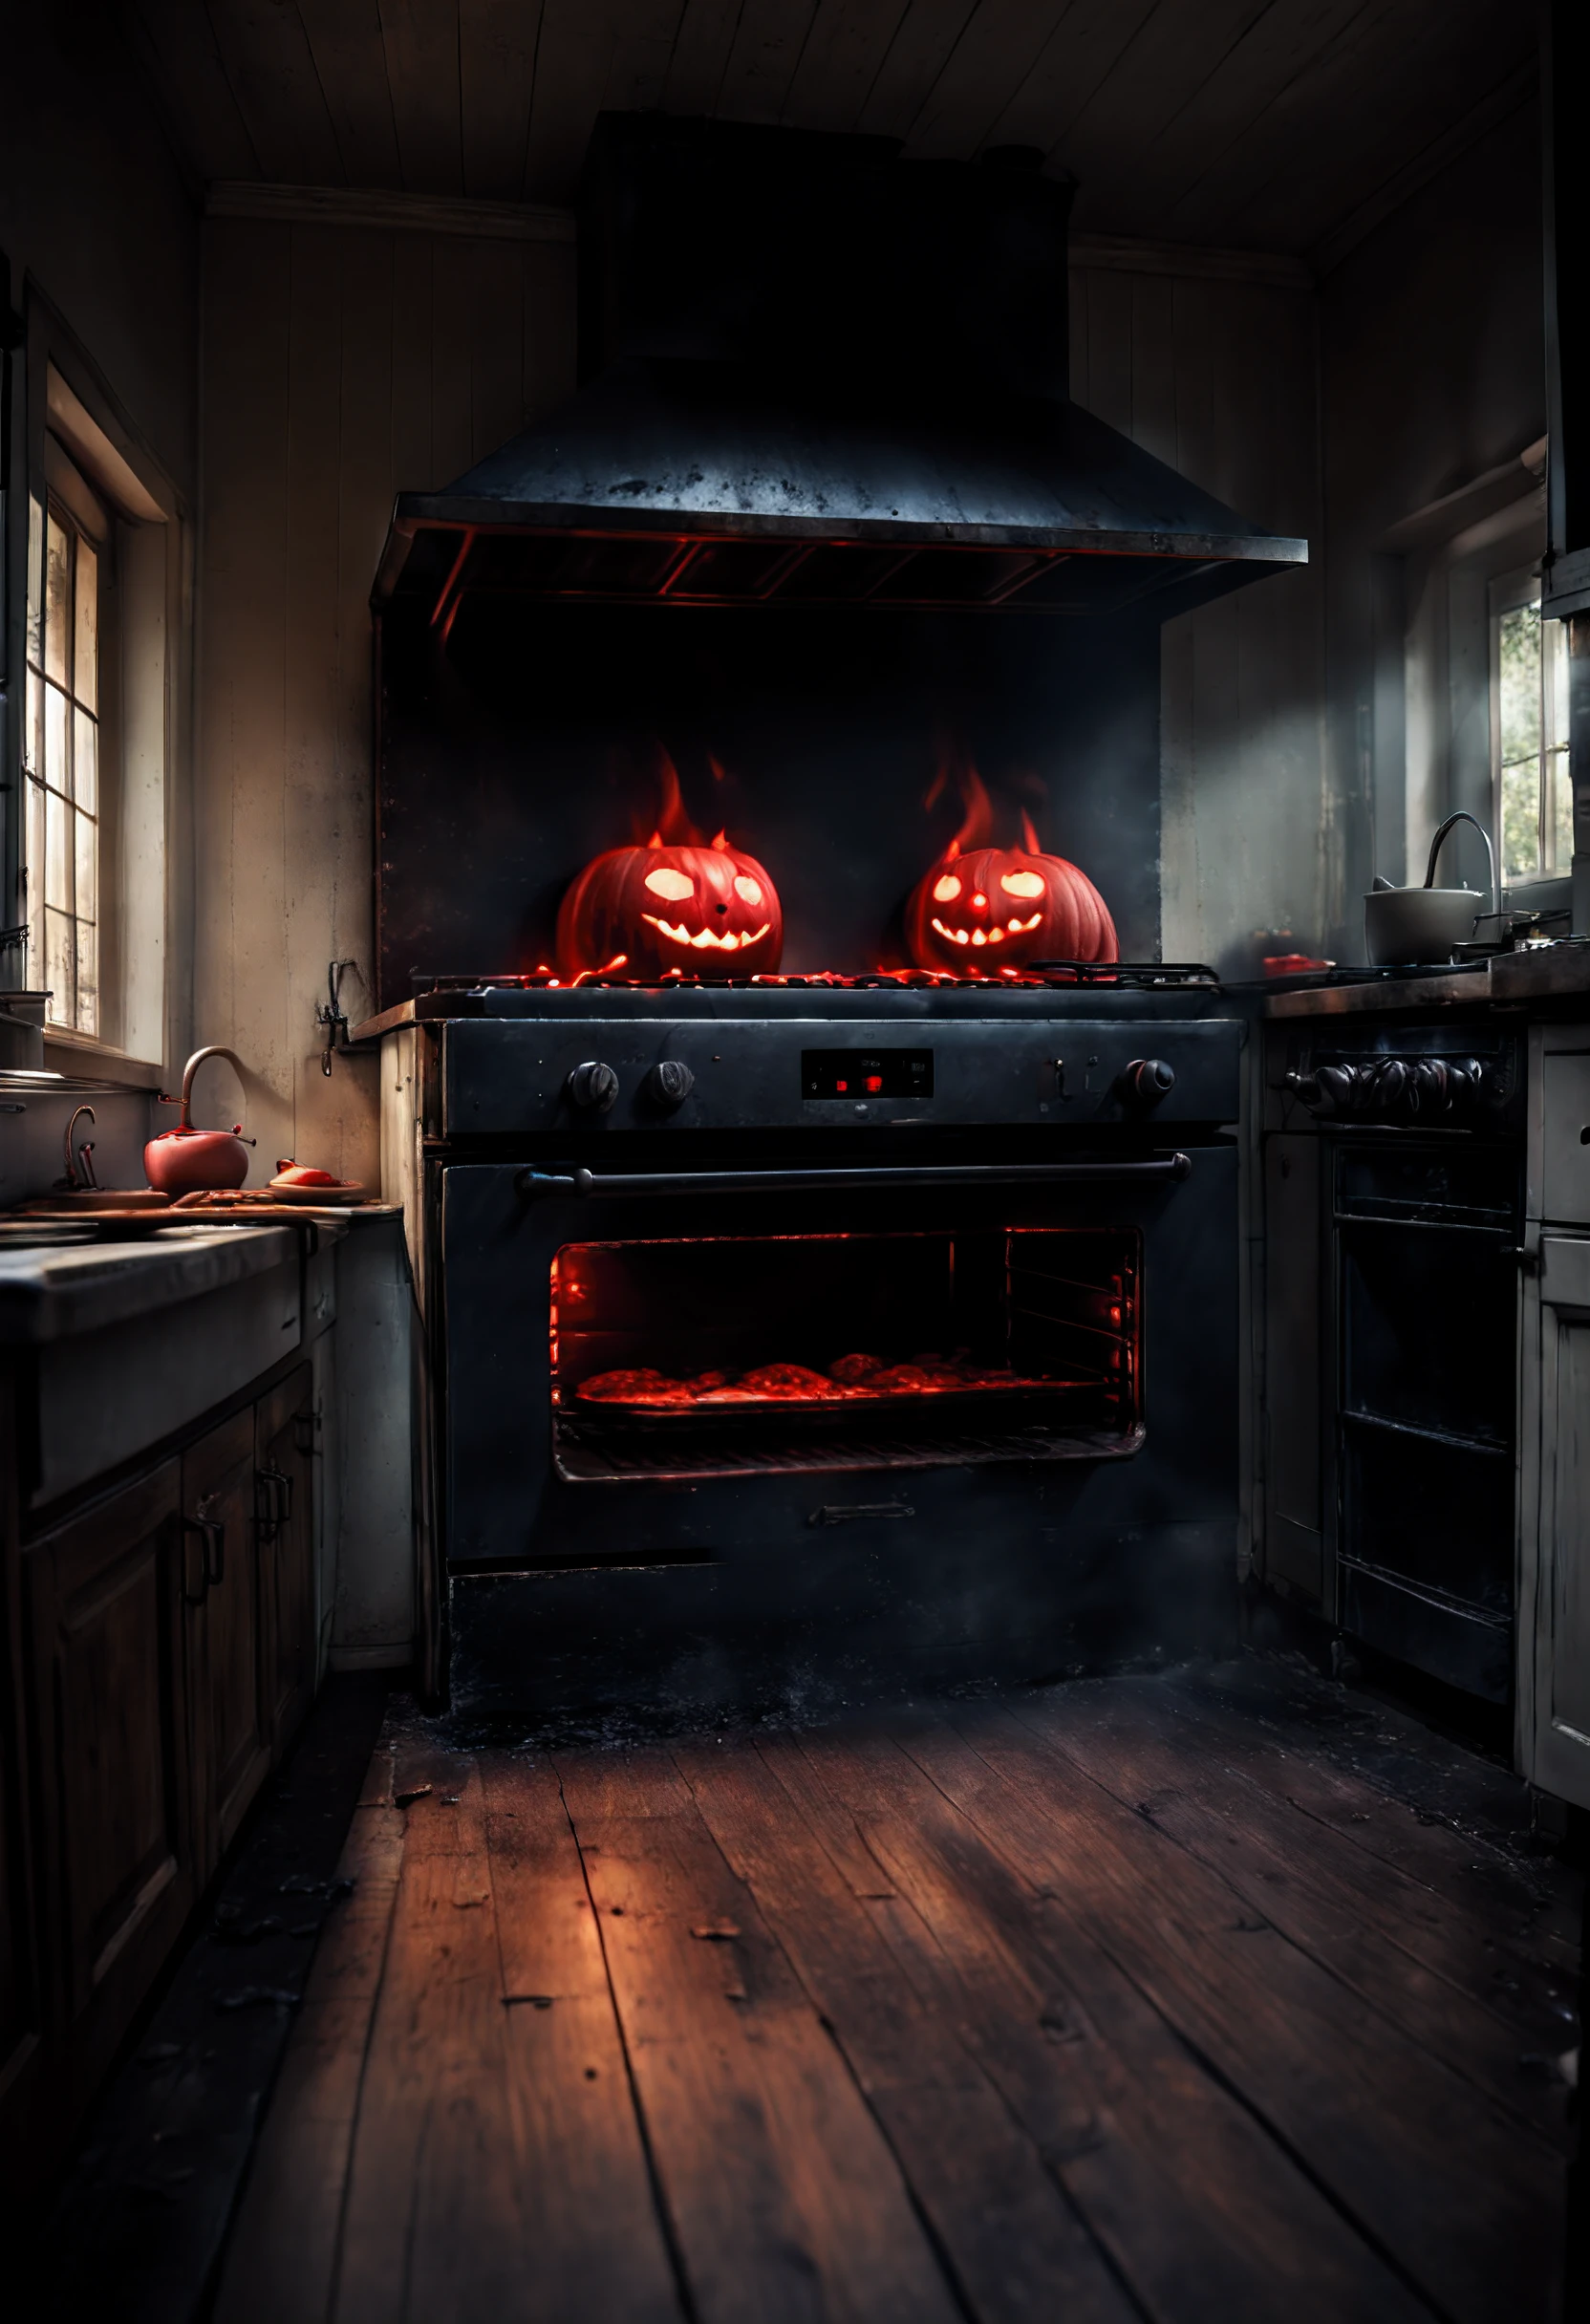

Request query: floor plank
[
  {"left": 479, "top": 1754, "right": 683, "bottom": 2323},
  {"left": 772, "top": 1727, "right": 1430, "bottom": 2324},
  {"left": 555, "top": 1747, "right": 966, "bottom": 2324},
  {"left": 1012, "top": 1681, "right": 1578, "bottom": 2143},
  {"left": 674, "top": 1736, "right": 1138, "bottom": 2324},
  {"left": 899, "top": 1706, "right": 1565, "bottom": 2324},
  {"left": 213, "top": 1738, "right": 405, "bottom": 2324},
  {"left": 333, "top": 1744, "right": 530, "bottom": 2324},
  {"left": 189, "top": 1664, "right": 1579, "bottom": 2324}
]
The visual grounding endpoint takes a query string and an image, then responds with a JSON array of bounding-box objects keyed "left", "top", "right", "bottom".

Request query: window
[
  {"left": 25, "top": 481, "right": 104, "bottom": 1033},
  {"left": 1492, "top": 567, "right": 1571, "bottom": 887}
]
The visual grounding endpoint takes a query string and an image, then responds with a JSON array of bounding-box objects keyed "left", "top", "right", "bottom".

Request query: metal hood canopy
[{"left": 374, "top": 116, "right": 1306, "bottom": 622}]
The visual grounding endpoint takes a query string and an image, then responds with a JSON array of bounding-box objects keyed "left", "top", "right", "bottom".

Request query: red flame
[{"left": 925, "top": 750, "right": 996, "bottom": 861}]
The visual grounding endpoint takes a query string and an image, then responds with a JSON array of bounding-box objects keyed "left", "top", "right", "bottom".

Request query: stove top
[
  {"left": 410, "top": 959, "right": 1221, "bottom": 998},
  {"left": 355, "top": 962, "right": 1232, "bottom": 1036}
]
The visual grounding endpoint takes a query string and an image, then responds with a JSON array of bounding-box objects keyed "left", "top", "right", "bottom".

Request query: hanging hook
[{"left": 315, "top": 960, "right": 356, "bottom": 1076}]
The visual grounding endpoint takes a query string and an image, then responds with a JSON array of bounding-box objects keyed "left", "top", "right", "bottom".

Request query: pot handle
[
  {"left": 1424, "top": 811, "right": 1496, "bottom": 915},
  {"left": 175, "top": 1044, "right": 252, "bottom": 1132}
]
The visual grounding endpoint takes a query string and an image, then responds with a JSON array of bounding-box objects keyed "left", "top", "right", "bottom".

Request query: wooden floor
[{"left": 212, "top": 1660, "right": 1581, "bottom": 2324}]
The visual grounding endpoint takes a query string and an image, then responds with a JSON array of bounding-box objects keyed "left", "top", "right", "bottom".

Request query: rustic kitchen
[{"left": 0, "top": 2, "right": 1584, "bottom": 2316}]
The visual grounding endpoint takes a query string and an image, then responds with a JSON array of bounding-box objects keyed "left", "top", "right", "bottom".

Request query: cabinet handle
[
  {"left": 257, "top": 1465, "right": 293, "bottom": 1528},
  {"left": 181, "top": 1516, "right": 225, "bottom": 1601}
]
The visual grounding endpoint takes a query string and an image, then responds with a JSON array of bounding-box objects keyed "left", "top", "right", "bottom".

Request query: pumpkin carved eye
[
  {"left": 1000, "top": 870, "right": 1047, "bottom": 899},
  {"left": 644, "top": 867, "right": 696, "bottom": 902},
  {"left": 933, "top": 873, "right": 963, "bottom": 903},
  {"left": 733, "top": 874, "right": 763, "bottom": 906}
]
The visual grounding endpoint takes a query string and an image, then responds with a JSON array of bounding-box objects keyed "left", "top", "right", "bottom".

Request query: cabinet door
[
  {"left": 183, "top": 1410, "right": 271, "bottom": 1875},
  {"left": 24, "top": 1463, "right": 195, "bottom": 2116},
  {"left": 1522, "top": 1237, "right": 1590, "bottom": 1806},
  {"left": 255, "top": 1364, "right": 317, "bottom": 1759}
]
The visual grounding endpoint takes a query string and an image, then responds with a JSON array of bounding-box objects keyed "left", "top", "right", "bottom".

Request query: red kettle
[{"left": 145, "top": 1046, "right": 258, "bottom": 1195}]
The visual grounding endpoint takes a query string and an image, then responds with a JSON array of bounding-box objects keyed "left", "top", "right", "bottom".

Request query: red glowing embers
[
  {"left": 557, "top": 755, "right": 783, "bottom": 982},
  {"left": 902, "top": 766, "right": 1116, "bottom": 975},
  {"left": 575, "top": 1350, "right": 1061, "bottom": 1413}
]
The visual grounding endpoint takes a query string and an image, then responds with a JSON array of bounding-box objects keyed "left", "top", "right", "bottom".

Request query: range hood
[{"left": 373, "top": 117, "right": 1306, "bottom": 622}]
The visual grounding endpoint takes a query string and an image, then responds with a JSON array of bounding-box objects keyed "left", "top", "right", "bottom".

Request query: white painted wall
[{"left": 193, "top": 215, "right": 577, "bottom": 1186}]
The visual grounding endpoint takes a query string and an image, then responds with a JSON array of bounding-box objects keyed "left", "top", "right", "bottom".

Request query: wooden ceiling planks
[
  {"left": 127, "top": 0, "right": 1534, "bottom": 259},
  {"left": 129, "top": 0, "right": 262, "bottom": 180},
  {"left": 778, "top": 0, "right": 912, "bottom": 133},
  {"left": 1174, "top": 0, "right": 1534, "bottom": 251},
  {"left": 713, "top": 0, "right": 827, "bottom": 126},
  {"left": 897, "top": 0, "right": 1076, "bottom": 161},
  {"left": 205, "top": 0, "right": 345, "bottom": 183},
  {"left": 657, "top": 0, "right": 743, "bottom": 118},
  {"left": 852, "top": 0, "right": 980, "bottom": 142},
  {"left": 376, "top": 0, "right": 465, "bottom": 193},
  {"left": 296, "top": 0, "right": 404, "bottom": 186},
  {"left": 458, "top": 0, "right": 543, "bottom": 200}
]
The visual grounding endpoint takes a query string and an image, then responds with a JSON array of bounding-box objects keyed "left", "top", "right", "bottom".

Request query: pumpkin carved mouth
[
  {"left": 641, "top": 915, "right": 775, "bottom": 954},
  {"left": 930, "top": 913, "right": 1044, "bottom": 949}
]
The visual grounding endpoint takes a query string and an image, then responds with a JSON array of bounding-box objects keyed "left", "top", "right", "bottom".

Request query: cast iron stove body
[{"left": 384, "top": 975, "right": 1244, "bottom": 1727}]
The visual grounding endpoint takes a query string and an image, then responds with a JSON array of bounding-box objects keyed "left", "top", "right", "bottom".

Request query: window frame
[
  {"left": 11, "top": 299, "right": 185, "bottom": 1076},
  {"left": 1489, "top": 561, "right": 1572, "bottom": 891},
  {"left": 26, "top": 467, "right": 108, "bottom": 1035}
]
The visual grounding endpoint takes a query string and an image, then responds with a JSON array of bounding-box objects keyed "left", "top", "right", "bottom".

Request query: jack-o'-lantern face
[
  {"left": 556, "top": 766, "right": 784, "bottom": 980},
  {"left": 903, "top": 779, "right": 1116, "bottom": 973}
]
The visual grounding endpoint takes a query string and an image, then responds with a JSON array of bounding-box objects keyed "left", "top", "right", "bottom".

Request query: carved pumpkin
[
  {"left": 556, "top": 757, "right": 784, "bottom": 979},
  {"left": 902, "top": 771, "right": 1117, "bottom": 973}
]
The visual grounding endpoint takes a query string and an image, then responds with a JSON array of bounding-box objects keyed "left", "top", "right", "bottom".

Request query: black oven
[
  {"left": 1277, "top": 1019, "right": 1524, "bottom": 1701},
  {"left": 427, "top": 999, "right": 1244, "bottom": 1728}
]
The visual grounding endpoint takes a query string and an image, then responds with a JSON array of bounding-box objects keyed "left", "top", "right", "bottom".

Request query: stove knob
[
  {"left": 645, "top": 1059, "right": 695, "bottom": 1109},
  {"left": 565, "top": 1060, "right": 619, "bottom": 1113},
  {"left": 1120, "top": 1058, "right": 1176, "bottom": 1106}
]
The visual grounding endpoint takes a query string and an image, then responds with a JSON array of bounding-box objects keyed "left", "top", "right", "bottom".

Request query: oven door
[{"left": 439, "top": 1147, "right": 1238, "bottom": 1711}]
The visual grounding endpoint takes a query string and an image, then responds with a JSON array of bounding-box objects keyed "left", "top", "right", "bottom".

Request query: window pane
[
  {"left": 44, "top": 680, "right": 68, "bottom": 795},
  {"left": 1552, "top": 744, "right": 1575, "bottom": 873},
  {"left": 75, "top": 803, "right": 97, "bottom": 927},
  {"left": 46, "top": 785, "right": 73, "bottom": 912},
  {"left": 74, "top": 706, "right": 97, "bottom": 813},
  {"left": 1498, "top": 603, "right": 1542, "bottom": 768},
  {"left": 45, "top": 907, "right": 75, "bottom": 1026},
  {"left": 1548, "top": 615, "right": 1571, "bottom": 756},
  {"left": 45, "top": 514, "right": 70, "bottom": 687},
  {"left": 24, "top": 667, "right": 43, "bottom": 776},
  {"left": 24, "top": 778, "right": 46, "bottom": 989},
  {"left": 75, "top": 920, "right": 98, "bottom": 1037},
  {"left": 1501, "top": 760, "right": 1539, "bottom": 882},
  {"left": 74, "top": 540, "right": 97, "bottom": 714}
]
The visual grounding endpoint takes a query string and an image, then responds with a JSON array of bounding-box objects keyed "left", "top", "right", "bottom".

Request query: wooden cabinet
[
  {"left": 23, "top": 1464, "right": 197, "bottom": 2139},
  {"left": 2, "top": 1353, "right": 324, "bottom": 2189},
  {"left": 256, "top": 1366, "right": 316, "bottom": 1759},
  {"left": 1518, "top": 1237, "right": 1590, "bottom": 1809},
  {"left": 183, "top": 1410, "right": 272, "bottom": 1878}
]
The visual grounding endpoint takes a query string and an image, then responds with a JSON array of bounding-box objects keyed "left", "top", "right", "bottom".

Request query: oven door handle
[{"left": 518, "top": 1155, "right": 1192, "bottom": 1199}]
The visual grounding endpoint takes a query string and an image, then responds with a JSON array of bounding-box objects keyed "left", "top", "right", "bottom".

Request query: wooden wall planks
[
  {"left": 1068, "top": 253, "right": 1325, "bottom": 970},
  {"left": 195, "top": 215, "right": 577, "bottom": 1183}
]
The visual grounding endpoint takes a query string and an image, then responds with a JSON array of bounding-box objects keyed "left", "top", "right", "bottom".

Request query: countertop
[
  {"left": 1266, "top": 941, "right": 1590, "bottom": 1018},
  {"left": 0, "top": 1221, "right": 350, "bottom": 1345}
]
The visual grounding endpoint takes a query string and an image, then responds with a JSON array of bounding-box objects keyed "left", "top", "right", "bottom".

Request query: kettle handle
[
  {"left": 176, "top": 1045, "right": 251, "bottom": 1132},
  {"left": 1424, "top": 811, "right": 1496, "bottom": 915}
]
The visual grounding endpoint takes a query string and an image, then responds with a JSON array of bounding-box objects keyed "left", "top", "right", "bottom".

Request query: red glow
[
  {"left": 574, "top": 1351, "right": 1064, "bottom": 1412},
  {"left": 864, "top": 1073, "right": 883, "bottom": 1093}
]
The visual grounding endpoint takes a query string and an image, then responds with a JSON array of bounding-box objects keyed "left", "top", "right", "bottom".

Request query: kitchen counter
[
  {"left": 1266, "top": 940, "right": 1590, "bottom": 1018},
  {"left": 0, "top": 1221, "right": 349, "bottom": 1345}
]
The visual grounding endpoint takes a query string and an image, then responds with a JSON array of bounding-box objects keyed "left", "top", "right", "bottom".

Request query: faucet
[{"left": 60, "top": 1104, "right": 97, "bottom": 1191}]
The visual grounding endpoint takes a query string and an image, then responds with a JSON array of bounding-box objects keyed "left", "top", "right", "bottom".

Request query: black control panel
[{"left": 801, "top": 1048, "right": 934, "bottom": 1101}]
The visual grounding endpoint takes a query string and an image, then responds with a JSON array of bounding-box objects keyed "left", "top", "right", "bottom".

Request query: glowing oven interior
[{"left": 550, "top": 1229, "right": 1143, "bottom": 1480}]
